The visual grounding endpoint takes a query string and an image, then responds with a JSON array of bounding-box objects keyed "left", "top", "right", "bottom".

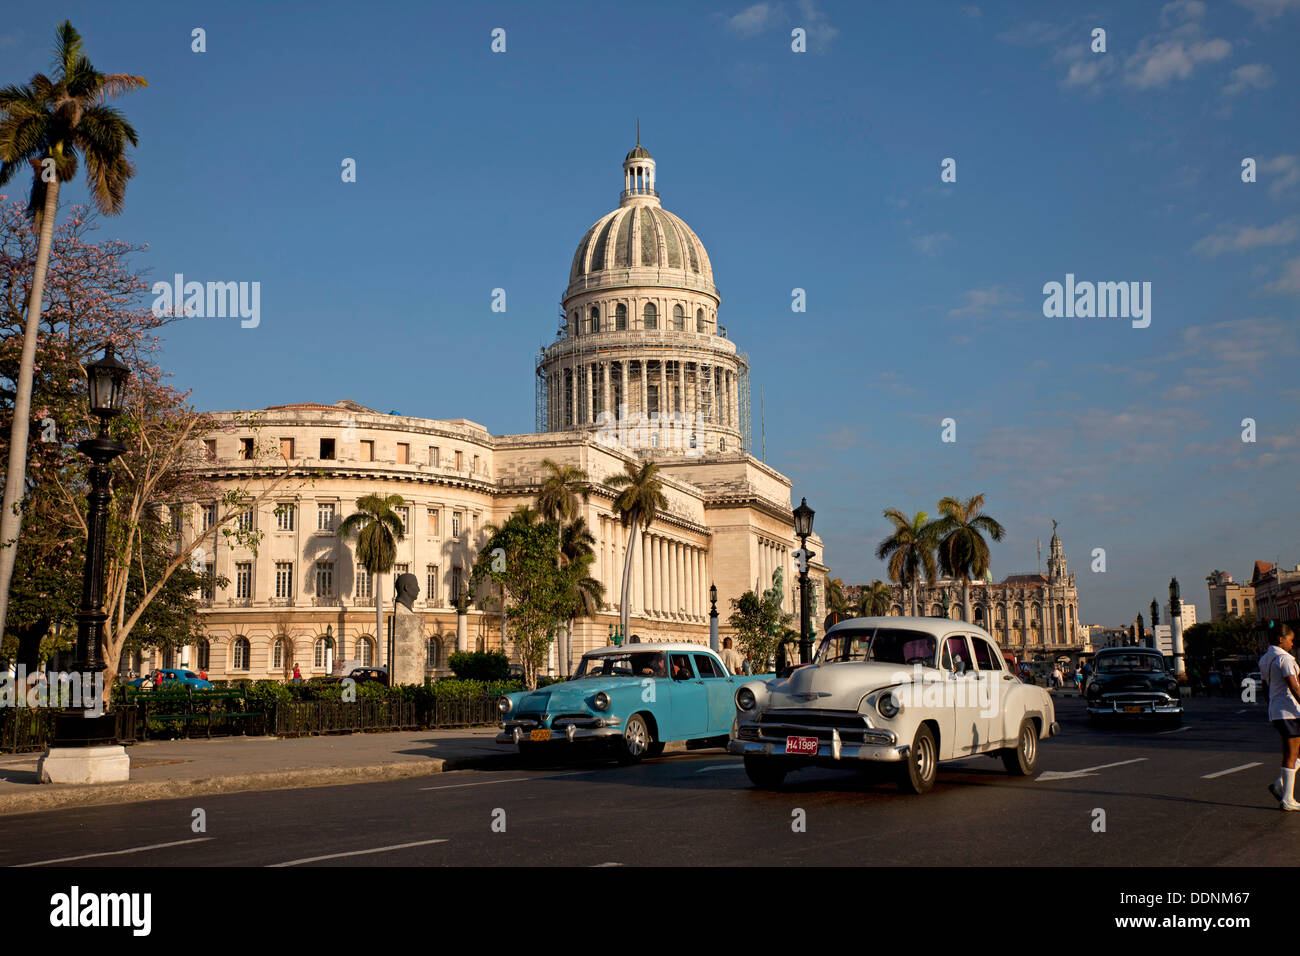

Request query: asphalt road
[{"left": 1, "top": 695, "right": 1292, "bottom": 867}]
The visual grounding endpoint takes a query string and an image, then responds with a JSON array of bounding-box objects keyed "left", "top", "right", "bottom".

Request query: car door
[
  {"left": 969, "top": 635, "right": 1006, "bottom": 749},
  {"left": 667, "top": 653, "right": 708, "bottom": 739},
  {"left": 944, "top": 635, "right": 984, "bottom": 755},
  {"left": 693, "top": 652, "right": 736, "bottom": 736}
]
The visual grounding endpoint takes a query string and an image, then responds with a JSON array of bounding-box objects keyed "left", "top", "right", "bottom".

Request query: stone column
[
  {"left": 658, "top": 537, "right": 667, "bottom": 614},
  {"left": 642, "top": 531, "right": 652, "bottom": 616},
  {"left": 620, "top": 362, "right": 628, "bottom": 420}
]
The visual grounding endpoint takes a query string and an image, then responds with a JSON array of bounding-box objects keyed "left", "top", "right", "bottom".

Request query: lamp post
[
  {"left": 792, "top": 497, "right": 816, "bottom": 664},
  {"left": 1169, "top": 577, "right": 1186, "bottom": 680},
  {"left": 37, "top": 345, "right": 132, "bottom": 784},
  {"left": 709, "top": 583, "right": 719, "bottom": 652}
]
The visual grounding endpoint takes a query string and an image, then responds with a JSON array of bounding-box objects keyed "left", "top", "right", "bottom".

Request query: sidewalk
[{"left": 0, "top": 727, "right": 514, "bottom": 817}]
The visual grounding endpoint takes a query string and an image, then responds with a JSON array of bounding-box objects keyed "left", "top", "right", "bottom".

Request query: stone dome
[{"left": 568, "top": 203, "right": 714, "bottom": 290}]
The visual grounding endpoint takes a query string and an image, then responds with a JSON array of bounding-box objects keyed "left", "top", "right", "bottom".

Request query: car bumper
[
  {"left": 1086, "top": 699, "right": 1182, "bottom": 717},
  {"left": 496, "top": 717, "right": 623, "bottom": 746},
  {"left": 727, "top": 724, "right": 906, "bottom": 763}
]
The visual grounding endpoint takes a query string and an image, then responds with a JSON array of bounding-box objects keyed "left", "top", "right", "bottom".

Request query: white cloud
[
  {"left": 960, "top": 4, "right": 982, "bottom": 17},
  {"left": 911, "top": 232, "right": 951, "bottom": 255},
  {"left": 1264, "top": 256, "right": 1300, "bottom": 295},
  {"left": 1234, "top": 0, "right": 1300, "bottom": 20},
  {"left": 1223, "top": 62, "right": 1275, "bottom": 94},
  {"left": 948, "top": 285, "right": 1018, "bottom": 317},
  {"left": 1263, "top": 155, "right": 1300, "bottom": 198},
  {"left": 725, "top": 3, "right": 777, "bottom": 36},
  {"left": 1192, "top": 218, "right": 1298, "bottom": 256},
  {"left": 1124, "top": 33, "right": 1231, "bottom": 88}
]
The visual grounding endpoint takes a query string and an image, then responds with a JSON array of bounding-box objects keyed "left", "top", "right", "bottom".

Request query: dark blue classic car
[
  {"left": 497, "top": 643, "right": 745, "bottom": 762},
  {"left": 1084, "top": 647, "right": 1182, "bottom": 726}
]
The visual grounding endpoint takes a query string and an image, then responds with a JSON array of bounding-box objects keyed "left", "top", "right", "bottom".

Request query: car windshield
[
  {"left": 575, "top": 651, "right": 666, "bottom": 678},
  {"left": 1096, "top": 653, "right": 1164, "bottom": 674},
  {"left": 816, "top": 629, "right": 937, "bottom": 666}
]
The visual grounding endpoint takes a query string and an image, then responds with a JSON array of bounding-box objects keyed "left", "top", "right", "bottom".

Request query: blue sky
[{"left": 2, "top": 0, "right": 1297, "bottom": 625}]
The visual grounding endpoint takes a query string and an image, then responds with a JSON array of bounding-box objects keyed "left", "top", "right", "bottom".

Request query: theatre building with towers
[{"left": 163, "top": 141, "right": 829, "bottom": 682}]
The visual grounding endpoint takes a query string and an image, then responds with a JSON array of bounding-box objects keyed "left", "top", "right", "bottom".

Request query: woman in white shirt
[{"left": 1259, "top": 620, "right": 1300, "bottom": 810}]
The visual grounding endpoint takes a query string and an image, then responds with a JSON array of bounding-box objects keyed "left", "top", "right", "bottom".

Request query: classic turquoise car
[{"left": 497, "top": 642, "right": 745, "bottom": 763}]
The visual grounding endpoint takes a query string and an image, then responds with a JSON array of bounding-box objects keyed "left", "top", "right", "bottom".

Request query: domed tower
[{"left": 536, "top": 139, "right": 749, "bottom": 457}]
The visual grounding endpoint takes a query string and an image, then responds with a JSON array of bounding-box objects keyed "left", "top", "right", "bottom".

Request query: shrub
[{"left": 447, "top": 650, "right": 510, "bottom": 682}]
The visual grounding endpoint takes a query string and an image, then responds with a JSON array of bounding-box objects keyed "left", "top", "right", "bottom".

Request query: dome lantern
[{"left": 621, "top": 121, "right": 658, "bottom": 205}]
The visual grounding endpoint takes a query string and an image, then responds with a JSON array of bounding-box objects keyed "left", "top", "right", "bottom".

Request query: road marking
[
  {"left": 1156, "top": 725, "right": 1192, "bottom": 735},
  {"left": 418, "top": 770, "right": 592, "bottom": 792},
  {"left": 1039, "top": 758, "right": 1148, "bottom": 782},
  {"left": 1202, "top": 762, "right": 1262, "bottom": 779},
  {"left": 593, "top": 862, "right": 624, "bottom": 867},
  {"left": 15, "top": 838, "right": 212, "bottom": 867},
  {"left": 694, "top": 763, "right": 745, "bottom": 773},
  {"left": 270, "top": 839, "right": 447, "bottom": 867}
]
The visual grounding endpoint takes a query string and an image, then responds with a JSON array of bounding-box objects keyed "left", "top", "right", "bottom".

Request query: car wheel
[
  {"left": 898, "top": 724, "right": 938, "bottom": 794},
  {"left": 744, "top": 755, "right": 788, "bottom": 789},
  {"left": 617, "top": 713, "right": 653, "bottom": 764},
  {"left": 1001, "top": 718, "right": 1039, "bottom": 776}
]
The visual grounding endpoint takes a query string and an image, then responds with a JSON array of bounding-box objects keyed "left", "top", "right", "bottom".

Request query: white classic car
[{"left": 729, "top": 617, "right": 1059, "bottom": 794}]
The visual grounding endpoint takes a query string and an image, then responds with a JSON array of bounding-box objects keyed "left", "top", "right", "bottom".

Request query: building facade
[
  {"left": 1249, "top": 561, "right": 1300, "bottom": 622},
  {"left": 1206, "top": 570, "right": 1255, "bottom": 621},
  {"left": 166, "top": 142, "right": 828, "bottom": 682},
  {"left": 879, "top": 526, "right": 1083, "bottom": 659}
]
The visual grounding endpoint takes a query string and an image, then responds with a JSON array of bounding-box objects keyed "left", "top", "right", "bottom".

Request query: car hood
[
  {"left": 514, "top": 679, "right": 633, "bottom": 713},
  {"left": 1090, "top": 672, "right": 1175, "bottom": 692},
  {"left": 767, "top": 661, "right": 921, "bottom": 710}
]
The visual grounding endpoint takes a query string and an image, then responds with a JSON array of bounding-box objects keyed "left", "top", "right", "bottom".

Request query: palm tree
[
  {"left": 338, "top": 493, "right": 406, "bottom": 666},
  {"left": 931, "top": 494, "right": 1006, "bottom": 623},
  {"left": 825, "top": 577, "right": 850, "bottom": 618},
  {"left": 536, "top": 459, "right": 589, "bottom": 673},
  {"left": 856, "top": 579, "right": 893, "bottom": 617},
  {"left": 604, "top": 459, "right": 668, "bottom": 642},
  {"left": 0, "top": 20, "right": 147, "bottom": 642},
  {"left": 556, "top": 526, "right": 605, "bottom": 675},
  {"left": 875, "top": 509, "right": 939, "bottom": 616}
]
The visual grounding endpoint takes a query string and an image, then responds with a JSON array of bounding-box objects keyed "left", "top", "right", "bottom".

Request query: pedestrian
[
  {"left": 1259, "top": 620, "right": 1300, "bottom": 811},
  {"left": 292, "top": 662, "right": 302, "bottom": 682},
  {"left": 719, "top": 636, "right": 744, "bottom": 676},
  {"left": 1052, "top": 665, "right": 1063, "bottom": 689},
  {"left": 1208, "top": 669, "right": 1221, "bottom": 696},
  {"left": 198, "top": 668, "right": 207, "bottom": 682}
]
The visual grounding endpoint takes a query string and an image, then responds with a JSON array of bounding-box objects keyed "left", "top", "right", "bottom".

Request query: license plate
[
  {"left": 786, "top": 735, "right": 818, "bottom": 755},
  {"left": 1123, "top": 706, "right": 1143, "bottom": 714},
  {"left": 529, "top": 729, "right": 551, "bottom": 742}
]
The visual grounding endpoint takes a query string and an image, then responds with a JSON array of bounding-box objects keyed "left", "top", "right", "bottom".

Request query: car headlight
[
  {"left": 736, "top": 687, "right": 757, "bottom": 711},
  {"left": 497, "top": 696, "right": 513, "bottom": 715},
  {"left": 593, "top": 691, "right": 611, "bottom": 711},
  {"left": 876, "top": 691, "right": 901, "bottom": 719}
]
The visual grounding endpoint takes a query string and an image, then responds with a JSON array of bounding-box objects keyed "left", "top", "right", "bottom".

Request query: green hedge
[{"left": 447, "top": 650, "right": 511, "bottom": 682}]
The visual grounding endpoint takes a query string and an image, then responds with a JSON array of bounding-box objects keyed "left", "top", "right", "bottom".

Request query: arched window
[
  {"left": 696, "top": 308, "right": 705, "bottom": 333},
  {"left": 232, "top": 637, "right": 250, "bottom": 671},
  {"left": 589, "top": 306, "right": 599, "bottom": 333},
  {"left": 273, "top": 638, "right": 286, "bottom": 670},
  {"left": 356, "top": 636, "right": 374, "bottom": 666},
  {"left": 643, "top": 302, "right": 657, "bottom": 330},
  {"left": 615, "top": 303, "right": 627, "bottom": 330},
  {"left": 673, "top": 304, "right": 685, "bottom": 331},
  {"left": 313, "top": 636, "right": 335, "bottom": 670},
  {"left": 195, "top": 640, "right": 210, "bottom": 671},
  {"left": 427, "top": 636, "right": 442, "bottom": 669}
]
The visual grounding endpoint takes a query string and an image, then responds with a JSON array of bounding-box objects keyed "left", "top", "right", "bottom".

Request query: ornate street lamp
[
  {"left": 38, "top": 346, "right": 131, "bottom": 781},
  {"left": 792, "top": 497, "right": 816, "bottom": 664},
  {"left": 709, "top": 583, "right": 719, "bottom": 652}
]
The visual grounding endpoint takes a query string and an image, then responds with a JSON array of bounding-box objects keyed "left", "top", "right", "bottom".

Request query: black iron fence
[
  {"left": 274, "top": 699, "right": 418, "bottom": 737},
  {"left": 0, "top": 707, "right": 139, "bottom": 754}
]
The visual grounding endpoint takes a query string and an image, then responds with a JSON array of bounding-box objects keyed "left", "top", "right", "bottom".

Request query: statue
[
  {"left": 766, "top": 566, "right": 785, "bottom": 607},
  {"left": 1051, "top": 518, "right": 1058, "bottom": 535},
  {"left": 390, "top": 572, "right": 424, "bottom": 686},
  {"left": 395, "top": 572, "right": 419, "bottom": 613}
]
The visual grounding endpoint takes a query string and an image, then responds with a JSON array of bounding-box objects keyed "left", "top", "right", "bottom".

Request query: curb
[{"left": 0, "top": 751, "right": 516, "bottom": 818}]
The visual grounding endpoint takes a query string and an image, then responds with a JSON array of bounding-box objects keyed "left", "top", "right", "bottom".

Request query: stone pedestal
[
  {"left": 391, "top": 605, "right": 425, "bottom": 687},
  {"left": 38, "top": 744, "right": 130, "bottom": 784}
]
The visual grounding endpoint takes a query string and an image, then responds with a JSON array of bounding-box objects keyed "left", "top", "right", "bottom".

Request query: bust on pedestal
[{"left": 390, "top": 573, "right": 425, "bottom": 687}]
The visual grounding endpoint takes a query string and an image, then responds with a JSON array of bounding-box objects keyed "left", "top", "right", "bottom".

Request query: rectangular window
[
  {"left": 427, "top": 508, "right": 439, "bottom": 536},
  {"left": 275, "top": 562, "right": 293, "bottom": 599},
  {"left": 355, "top": 565, "right": 372, "bottom": 599},
  {"left": 396, "top": 506, "right": 409, "bottom": 533},
  {"left": 427, "top": 565, "right": 439, "bottom": 605},
  {"left": 169, "top": 506, "right": 184, "bottom": 535},
  {"left": 455, "top": 450, "right": 464, "bottom": 471},
  {"left": 202, "top": 504, "right": 217, "bottom": 532},
  {"left": 237, "top": 508, "right": 255, "bottom": 533},
  {"left": 203, "top": 439, "right": 217, "bottom": 461},
  {"left": 275, "top": 503, "right": 295, "bottom": 531},
  {"left": 451, "top": 566, "right": 463, "bottom": 601},
  {"left": 360, "top": 440, "right": 374, "bottom": 462},
  {"left": 429, "top": 446, "right": 439, "bottom": 467},
  {"left": 315, "top": 562, "right": 334, "bottom": 597},
  {"left": 452, "top": 512, "right": 462, "bottom": 538},
  {"left": 472, "top": 454, "right": 479, "bottom": 473},
  {"left": 317, "top": 503, "right": 335, "bottom": 532},
  {"left": 201, "top": 563, "right": 215, "bottom": 601},
  {"left": 239, "top": 437, "right": 254, "bottom": 460},
  {"left": 235, "top": 562, "right": 252, "bottom": 599},
  {"left": 397, "top": 443, "right": 409, "bottom": 464},
  {"left": 320, "top": 438, "right": 336, "bottom": 460},
  {"left": 280, "top": 437, "right": 294, "bottom": 459}
]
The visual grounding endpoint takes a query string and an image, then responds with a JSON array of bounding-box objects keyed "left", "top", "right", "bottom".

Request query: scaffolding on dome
[{"left": 737, "top": 351, "right": 752, "bottom": 455}]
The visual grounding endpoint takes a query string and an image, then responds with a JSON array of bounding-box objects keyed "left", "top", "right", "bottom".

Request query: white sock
[
  {"left": 1276, "top": 773, "right": 1285, "bottom": 793},
  {"left": 1284, "top": 768, "right": 1296, "bottom": 803}
]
